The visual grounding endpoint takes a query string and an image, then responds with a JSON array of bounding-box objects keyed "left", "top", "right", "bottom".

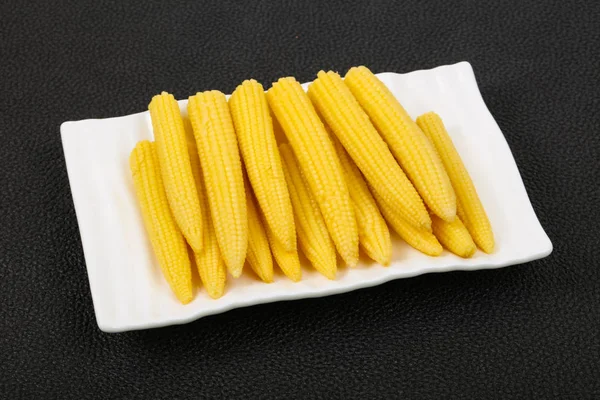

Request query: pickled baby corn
[
  {"left": 245, "top": 180, "right": 274, "bottom": 283},
  {"left": 371, "top": 186, "right": 443, "bottom": 256},
  {"left": 188, "top": 90, "right": 248, "bottom": 277},
  {"left": 128, "top": 64, "right": 503, "bottom": 305},
  {"left": 149, "top": 92, "right": 203, "bottom": 252},
  {"left": 267, "top": 77, "right": 359, "bottom": 267},
  {"left": 130, "top": 141, "right": 193, "bottom": 304},
  {"left": 229, "top": 80, "right": 296, "bottom": 251},
  {"left": 271, "top": 108, "right": 288, "bottom": 144},
  {"left": 344, "top": 66, "right": 456, "bottom": 222},
  {"left": 416, "top": 112, "right": 494, "bottom": 253},
  {"left": 279, "top": 144, "right": 337, "bottom": 280},
  {"left": 187, "top": 138, "right": 227, "bottom": 299},
  {"left": 330, "top": 138, "right": 392, "bottom": 266},
  {"left": 308, "top": 70, "right": 430, "bottom": 230},
  {"left": 267, "top": 225, "right": 302, "bottom": 282},
  {"left": 431, "top": 215, "right": 476, "bottom": 258}
]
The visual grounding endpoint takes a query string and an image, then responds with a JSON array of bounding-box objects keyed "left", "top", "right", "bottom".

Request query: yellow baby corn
[
  {"left": 149, "top": 92, "right": 203, "bottom": 252},
  {"left": 187, "top": 139, "right": 227, "bottom": 299},
  {"left": 279, "top": 144, "right": 337, "bottom": 280},
  {"left": 416, "top": 112, "right": 494, "bottom": 253},
  {"left": 188, "top": 90, "right": 248, "bottom": 277},
  {"left": 271, "top": 109, "right": 288, "bottom": 144},
  {"left": 245, "top": 180, "right": 274, "bottom": 283},
  {"left": 431, "top": 215, "right": 476, "bottom": 258},
  {"left": 344, "top": 66, "right": 457, "bottom": 222},
  {"left": 130, "top": 141, "right": 193, "bottom": 304},
  {"left": 267, "top": 225, "right": 302, "bottom": 282},
  {"left": 371, "top": 186, "right": 443, "bottom": 257},
  {"left": 229, "top": 80, "right": 296, "bottom": 251},
  {"left": 192, "top": 219, "right": 227, "bottom": 299},
  {"left": 330, "top": 137, "right": 392, "bottom": 266},
  {"left": 267, "top": 77, "right": 358, "bottom": 267},
  {"left": 308, "top": 70, "right": 430, "bottom": 230}
]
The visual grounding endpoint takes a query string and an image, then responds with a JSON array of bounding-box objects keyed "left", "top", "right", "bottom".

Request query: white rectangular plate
[{"left": 61, "top": 62, "right": 552, "bottom": 333}]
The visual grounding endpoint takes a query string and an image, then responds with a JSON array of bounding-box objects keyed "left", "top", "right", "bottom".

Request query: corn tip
[
  {"left": 478, "top": 240, "right": 495, "bottom": 254},
  {"left": 229, "top": 266, "right": 244, "bottom": 279},
  {"left": 280, "top": 260, "right": 302, "bottom": 282},
  {"left": 324, "top": 268, "right": 337, "bottom": 280},
  {"left": 320, "top": 271, "right": 337, "bottom": 280},
  {"left": 438, "top": 207, "right": 457, "bottom": 223},
  {"left": 259, "top": 268, "right": 273, "bottom": 283},
  {"left": 206, "top": 287, "right": 225, "bottom": 300},
  {"left": 463, "top": 244, "right": 477, "bottom": 258},
  {"left": 256, "top": 264, "right": 275, "bottom": 283},
  {"left": 375, "top": 252, "right": 392, "bottom": 266},
  {"left": 423, "top": 233, "right": 444, "bottom": 257},
  {"left": 312, "top": 258, "right": 337, "bottom": 279},
  {"left": 186, "top": 230, "right": 203, "bottom": 253},
  {"left": 178, "top": 292, "right": 193, "bottom": 305},
  {"left": 366, "top": 244, "right": 392, "bottom": 265},
  {"left": 422, "top": 219, "right": 433, "bottom": 232},
  {"left": 287, "top": 271, "right": 302, "bottom": 282},
  {"left": 346, "top": 257, "right": 359, "bottom": 268},
  {"left": 431, "top": 246, "right": 443, "bottom": 257}
]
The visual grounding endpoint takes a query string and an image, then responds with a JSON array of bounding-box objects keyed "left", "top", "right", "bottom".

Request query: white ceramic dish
[{"left": 61, "top": 62, "right": 552, "bottom": 333}]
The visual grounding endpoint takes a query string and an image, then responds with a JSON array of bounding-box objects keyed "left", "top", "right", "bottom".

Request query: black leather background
[{"left": 1, "top": 0, "right": 599, "bottom": 398}]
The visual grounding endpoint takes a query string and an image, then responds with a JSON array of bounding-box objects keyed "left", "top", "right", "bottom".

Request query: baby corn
[
  {"left": 417, "top": 112, "right": 494, "bottom": 253},
  {"left": 431, "top": 215, "right": 476, "bottom": 258},
  {"left": 149, "top": 92, "right": 203, "bottom": 252},
  {"left": 330, "top": 137, "right": 392, "bottom": 266},
  {"left": 187, "top": 138, "right": 227, "bottom": 299},
  {"left": 371, "top": 186, "right": 443, "bottom": 257},
  {"left": 229, "top": 80, "right": 296, "bottom": 251},
  {"left": 280, "top": 144, "right": 337, "bottom": 280},
  {"left": 130, "top": 141, "right": 193, "bottom": 304},
  {"left": 267, "top": 77, "right": 358, "bottom": 267},
  {"left": 308, "top": 70, "right": 430, "bottom": 230},
  {"left": 245, "top": 180, "right": 274, "bottom": 283},
  {"left": 345, "top": 66, "right": 456, "bottom": 222},
  {"left": 188, "top": 90, "right": 248, "bottom": 277},
  {"left": 267, "top": 225, "right": 302, "bottom": 282}
]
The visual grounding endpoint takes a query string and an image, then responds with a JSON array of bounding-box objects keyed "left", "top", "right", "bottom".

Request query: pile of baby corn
[{"left": 130, "top": 66, "right": 494, "bottom": 304}]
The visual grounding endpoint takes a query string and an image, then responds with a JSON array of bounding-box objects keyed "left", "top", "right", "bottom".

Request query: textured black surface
[{"left": 1, "top": 0, "right": 599, "bottom": 398}]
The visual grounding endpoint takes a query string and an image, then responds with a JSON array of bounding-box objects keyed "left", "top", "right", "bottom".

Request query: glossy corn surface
[
  {"left": 417, "top": 111, "right": 494, "bottom": 253},
  {"left": 345, "top": 66, "right": 456, "bottom": 222},
  {"left": 280, "top": 144, "right": 336, "bottom": 279},
  {"left": 130, "top": 140, "right": 193, "bottom": 304},
  {"left": 267, "top": 225, "right": 302, "bottom": 282},
  {"left": 149, "top": 92, "right": 203, "bottom": 251},
  {"left": 431, "top": 214, "right": 476, "bottom": 258},
  {"left": 372, "top": 185, "right": 443, "bottom": 257},
  {"left": 230, "top": 80, "right": 296, "bottom": 251},
  {"left": 188, "top": 90, "right": 248, "bottom": 277},
  {"left": 308, "top": 70, "right": 430, "bottom": 230},
  {"left": 245, "top": 180, "right": 274, "bottom": 283},
  {"left": 267, "top": 77, "right": 358, "bottom": 266},
  {"left": 330, "top": 137, "right": 392, "bottom": 266},
  {"left": 187, "top": 138, "right": 227, "bottom": 299}
]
